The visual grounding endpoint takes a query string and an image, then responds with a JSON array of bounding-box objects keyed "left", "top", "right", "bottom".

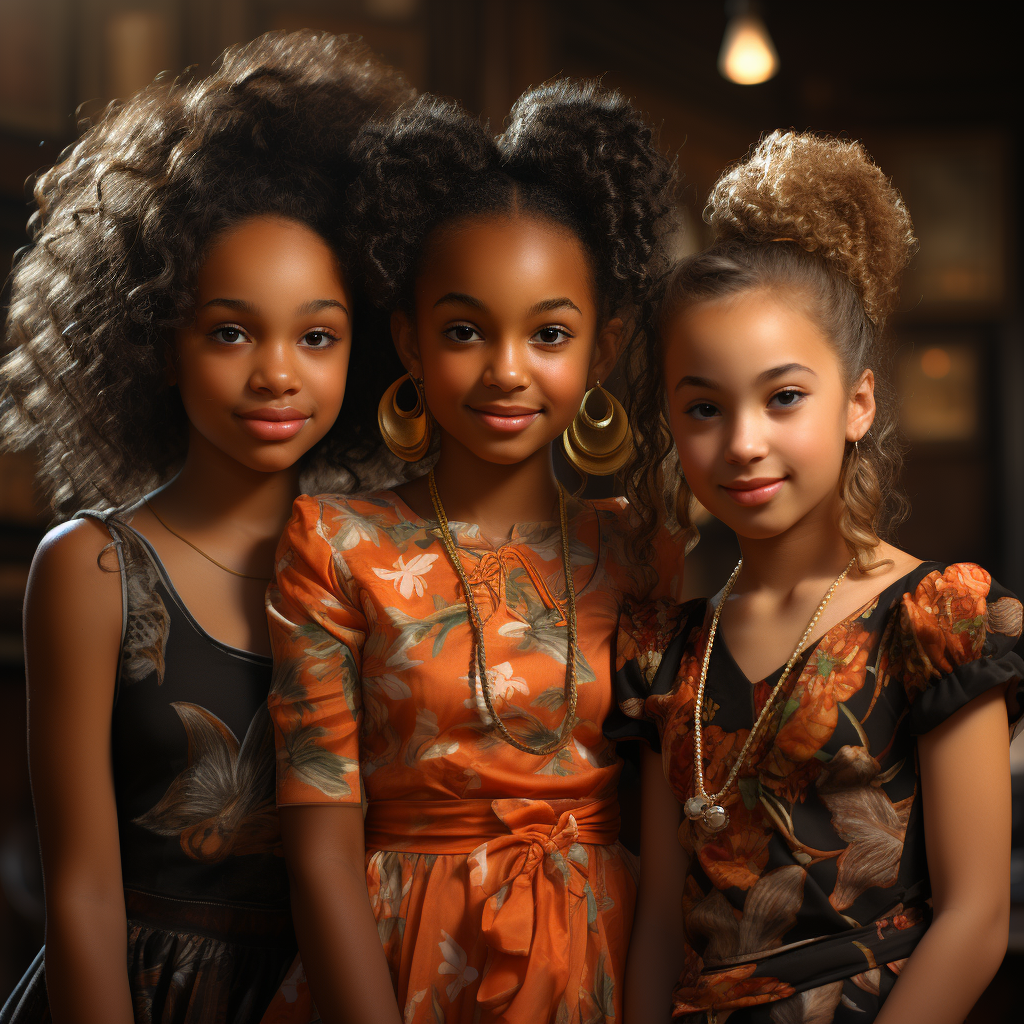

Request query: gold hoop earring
[
  {"left": 378, "top": 373, "right": 431, "bottom": 461},
  {"left": 562, "top": 381, "right": 632, "bottom": 477}
]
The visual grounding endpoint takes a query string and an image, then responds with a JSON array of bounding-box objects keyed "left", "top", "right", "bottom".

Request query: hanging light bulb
[{"left": 718, "top": 1, "right": 779, "bottom": 85}]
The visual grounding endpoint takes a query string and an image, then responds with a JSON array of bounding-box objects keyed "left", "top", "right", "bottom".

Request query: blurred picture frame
[
  {"left": 875, "top": 132, "right": 1008, "bottom": 316},
  {"left": 0, "top": 0, "right": 74, "bottom": 137}
]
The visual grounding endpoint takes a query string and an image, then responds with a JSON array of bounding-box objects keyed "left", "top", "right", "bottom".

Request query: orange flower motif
[{"left": 770, "top": 621, "right": 871, "bottom": 767}]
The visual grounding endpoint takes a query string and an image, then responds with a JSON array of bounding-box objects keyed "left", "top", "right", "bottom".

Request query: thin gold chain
[
  {"left": 693, "top": 557, "right": 856, "bottom": 807},
  {"left": 428, "top": 470, "right": 578, "bottom": 756},
  {"left": 146, "top": 501, "right": 272, "bottom": 582}
]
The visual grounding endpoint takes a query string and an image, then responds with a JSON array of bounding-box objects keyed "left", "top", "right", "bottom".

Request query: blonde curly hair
[{"left": 626, "top": 130, "right": 917, "bottom": 571}]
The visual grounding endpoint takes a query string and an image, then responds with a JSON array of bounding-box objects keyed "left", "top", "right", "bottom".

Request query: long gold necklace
[
  {"left": 146, "top": 501, "right": 272, "bottom": 582},
  {"left": 428, "top": 469, "right": 579, "bottom": 756},
  {"left": 686, "top": 556, "right": 855, "bottom": 833}
]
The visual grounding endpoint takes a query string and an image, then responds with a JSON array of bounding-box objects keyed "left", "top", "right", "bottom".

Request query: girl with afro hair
[
  {"left": 260, "top": 82, "right": 686, "bottom": 1024},
  {"left": 612, "top": 131, "right": 1022, "bottom": 1023},
  {"left": 0, "top": 30, "right": 411, "bottom": 1024}
]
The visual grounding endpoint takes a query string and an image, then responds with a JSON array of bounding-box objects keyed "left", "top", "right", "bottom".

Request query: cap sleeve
[
  {"left": 605, "top": 597, "right": 688, "bottom": 750},
  {"left": 896, "top": 563, "right": 1024, "bottom": 735},
  {"left": 267, "top": 495, "right": 367, "bottom": 806}
]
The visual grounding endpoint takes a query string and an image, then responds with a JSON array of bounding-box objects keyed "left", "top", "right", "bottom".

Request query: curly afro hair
[
  {"left": 348, "top": 79, "right": 676, "bottom": 322},
  {"left": 626, "top": 130, "right": 917, "bottom": 570},
  {"left": 1, "top": 29, "right": 414, "bottom": 520}
]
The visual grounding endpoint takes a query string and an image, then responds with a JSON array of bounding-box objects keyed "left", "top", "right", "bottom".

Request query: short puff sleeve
[
  {"left": 895, "top": 563, "right": 1024, "bottom": 735},
  {"left": 267, "top": 495, "right": 367, "bottom": 806},
  {"left": 605, "top": 597, "right": 690, "bottom": 750}
]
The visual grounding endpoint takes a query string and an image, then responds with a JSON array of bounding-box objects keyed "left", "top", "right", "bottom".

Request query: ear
[
  {"left": 390, "top": 311, "right": 423, "bottom": 379},
  {"left": 588, "top": 317, "right": 625, "bottom": 387},
  {"left": 846, "top": 368, "right": 876, "bottom": 442}
]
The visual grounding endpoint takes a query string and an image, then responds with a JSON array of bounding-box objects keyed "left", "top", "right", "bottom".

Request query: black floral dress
[
  {"left": 1, "top": 512, "right": 296, "bottom": 1024},
  {"left": 608, "top": 562, "right": 1023, "bottom": 1023}
]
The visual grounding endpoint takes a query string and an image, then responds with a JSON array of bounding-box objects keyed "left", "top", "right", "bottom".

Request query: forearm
[
  {"left": 44, "top": 890, "right": 133, "bottom": 1024},
  {"left": 289, "top": 858, "right": 402, "bottom": 1024},
  {"left": 874, "top": 905, "right": 1008, "bottom": 1024},
  {"left": 624, "top": 905, "right": 684, "bottom": 1024}
]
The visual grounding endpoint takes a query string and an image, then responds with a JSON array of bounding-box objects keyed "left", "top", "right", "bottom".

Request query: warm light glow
[
  {"left": 718, "top": 13, "right": 780, "bottom": 85},
  {"left": 920, "top": 347, "right": 952, "bottom": 379}
]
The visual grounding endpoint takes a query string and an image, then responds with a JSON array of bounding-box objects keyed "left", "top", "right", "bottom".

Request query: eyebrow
[
  {"left": 434, "top": 291, "right": 484, "bottom": 310},
  {"left": 296, "top": 298, "right": 349, "bottom": 316},
  {"left": 200, "top": 297, "right": 349, "bottom": 316},
  {"left": 431, "top": 293, "right": 583, "bottom": 317},
  {"left": 527, "top": 297, "right": 582, "bottom": 316},
  {"left": 674, "top": 362, "right": 818, "bottom": 391}
]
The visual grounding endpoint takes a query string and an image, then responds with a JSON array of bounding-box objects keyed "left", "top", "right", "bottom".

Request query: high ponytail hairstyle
[
  {"left": 1, "top": 30, "right": 414, "bottom": 520},
  {"left": 348, "top": 80, "right": 675, "bottom": 323},
  {"left": 626, "top": 130, "right": 917, "bottom": 572}
]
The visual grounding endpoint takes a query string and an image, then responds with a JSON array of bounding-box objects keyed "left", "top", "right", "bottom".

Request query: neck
[
  {"left": 431, "top": 432, "right": 560, "bottom": 537},
  {"left": 732, "top": 490, "right": 852, "bottom": 597},
  {"left": 155, "top": 427, "right": 301, "bottom": 541}
]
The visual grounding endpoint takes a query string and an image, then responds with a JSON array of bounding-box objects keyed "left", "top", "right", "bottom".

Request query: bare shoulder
[
  {"left": 867, "top": 541, "right": 922, "bottom": 586},
  {"left": 25, "top": 517, "right": 123, "bottom": 655}
]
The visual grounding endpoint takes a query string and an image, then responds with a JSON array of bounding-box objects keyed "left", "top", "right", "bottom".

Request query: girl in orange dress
[
  {"left": 614, "top": 132, "right": 1022, "bottom": 1023},
  {"left": 261, "top": 83, "right": 683, "bottom": 1024}
]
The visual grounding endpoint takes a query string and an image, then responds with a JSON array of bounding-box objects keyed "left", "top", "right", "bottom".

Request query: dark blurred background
[{"left": 0, "top": 1, "right": 1020, "bottom": 1019}]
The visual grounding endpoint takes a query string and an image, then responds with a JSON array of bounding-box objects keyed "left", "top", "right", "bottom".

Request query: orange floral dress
[
  {"left": 610, "top": 562, "right": 1023, "bottom": 1023},
  {"left": 261, "top": 490, "right": 683, "bottom": 1024}
]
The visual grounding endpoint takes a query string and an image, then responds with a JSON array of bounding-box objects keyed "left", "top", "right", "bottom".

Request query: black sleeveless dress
[{"left": 1, "top": 511, "right": 296, "bottom": 1024}]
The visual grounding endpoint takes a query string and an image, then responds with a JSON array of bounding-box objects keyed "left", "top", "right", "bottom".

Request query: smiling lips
[
  {"left": 469, "top": 404, "right": 542, "bottom": 433},
  {"left": 720, "top": 476, "right": 786, "bottom": 506},
  {"left": 236, "top": 406, "right": 310, "bottom": 441}
]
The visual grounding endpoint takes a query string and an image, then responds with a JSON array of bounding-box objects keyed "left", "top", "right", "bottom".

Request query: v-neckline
[{"left": 707, "top": 563, "right": 937, "bottom": 687}]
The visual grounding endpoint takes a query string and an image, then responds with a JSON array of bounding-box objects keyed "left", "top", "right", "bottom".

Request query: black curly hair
[
  {"left": 0, "top": 29, "right": 414, "bottom": 520},
  {"left": 348, "top": 80, "right": 676, "bottom": 326}
]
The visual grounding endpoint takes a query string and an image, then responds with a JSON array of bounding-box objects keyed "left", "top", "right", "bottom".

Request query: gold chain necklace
[
  {"left": 146, "top": 501, "right": 272, "bottom": 582},
  {"left": 686, "top": 556, "right": 855, "bottom": 833},
  {"left": 428, "top": 469, "right": 579, "bottom": 756}
]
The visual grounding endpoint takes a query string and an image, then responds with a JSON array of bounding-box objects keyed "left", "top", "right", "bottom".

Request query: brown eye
[
  {"left": 212, "top": 326, "right": 246, "bottom": 344},
  {"left": 444, "top": 324, "right": 481, "bottom": 343}
]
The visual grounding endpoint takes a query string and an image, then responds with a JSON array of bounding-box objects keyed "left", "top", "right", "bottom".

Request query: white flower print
[
  {"left": 373, "top": 553, "right": 439, "bottom": 600},
  {"left": 438, "top": 931, "right": 479, "bottom": 1001},
  {"left": 461, "top": 660, "right": 530, "bottom": 717}
]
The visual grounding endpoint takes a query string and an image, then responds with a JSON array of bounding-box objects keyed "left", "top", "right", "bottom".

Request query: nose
[
  {"left": 248, "top": 338, "right": 301, "bottom": 397},
  {"left": 482, "top": 337, "right": 529, "bottom": 392},
  {"left": 723, "top": 408, "right": 769, "bottom": 465}
]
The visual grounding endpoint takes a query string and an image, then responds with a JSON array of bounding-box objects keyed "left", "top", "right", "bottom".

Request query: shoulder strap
[{"left": 72, "top": 509, "right": 130, "bottom": 703}]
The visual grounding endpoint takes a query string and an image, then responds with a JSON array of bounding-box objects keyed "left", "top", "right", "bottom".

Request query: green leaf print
[
  {"left": 585, "top": 883, "right": 599, "bottom": 932},
  {"left": 280, "top": 723, "right": 358, "bottom": 799},
  {"left": 269, "top": 661, "right": 318, "bottom": 719},
  {"left": 430, "top": 986, "right": 446, "bottom": 1024},
  {"left": 738, "top": 777, "right": 760, "bottom": 811},
  {"left": 590, "top": 952, "right": 615, "bottom": 1020},
  {"left": 531, "top": 686, "right": 567, "bottom": 710},
  {"left": 386, "top": 601, "right": 468, "bottom": 661}
]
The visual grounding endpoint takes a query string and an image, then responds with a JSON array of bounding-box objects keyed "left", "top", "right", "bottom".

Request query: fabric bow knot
[{"left": 471, "top": 799, "right": 592, "bottom": 1019}]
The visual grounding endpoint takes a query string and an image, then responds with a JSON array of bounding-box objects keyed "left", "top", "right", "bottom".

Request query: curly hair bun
[
  {"left": 707, "top": 130, "right": 916, "bottom": 325},
  {"left": 500, "top": 80, "right": 675, "bottom": 300},
  {"left": 352, "top": 95, "right": 499, "bottom": 307},
  {"left": 350, "top": 79, "right": 675, "bottom": 315}
]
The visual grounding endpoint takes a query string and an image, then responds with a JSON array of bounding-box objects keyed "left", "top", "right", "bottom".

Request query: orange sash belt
[{"left": 365, "top": 795, "right": 621, "bottom": 1023}]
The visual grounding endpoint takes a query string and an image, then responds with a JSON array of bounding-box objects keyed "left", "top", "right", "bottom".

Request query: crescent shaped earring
[
  {"left": 378, "top": 372, "right": 432, "bottom": 461},
  {"left": 562, "top": 381, "right": 632, "bottom": 477}
]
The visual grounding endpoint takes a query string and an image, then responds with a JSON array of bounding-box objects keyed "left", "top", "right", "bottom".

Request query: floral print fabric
[
  {"left": 611, "top": 562, "right": 1023, "bottom": 1022},
  {"left": 263, "top": 491, "right": 683, "bottom": 1024}
]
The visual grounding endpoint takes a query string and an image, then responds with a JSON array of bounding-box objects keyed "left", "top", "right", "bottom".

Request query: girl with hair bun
[
  {"left": 0, "top": 31, "right": 411, "bottom": 1024},
  {"left": 261, "top": 82, "right": 685, "bottom": 1024},
  {"left": 614, "top": 130, "right": 1022, "bottom": 1023}
]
